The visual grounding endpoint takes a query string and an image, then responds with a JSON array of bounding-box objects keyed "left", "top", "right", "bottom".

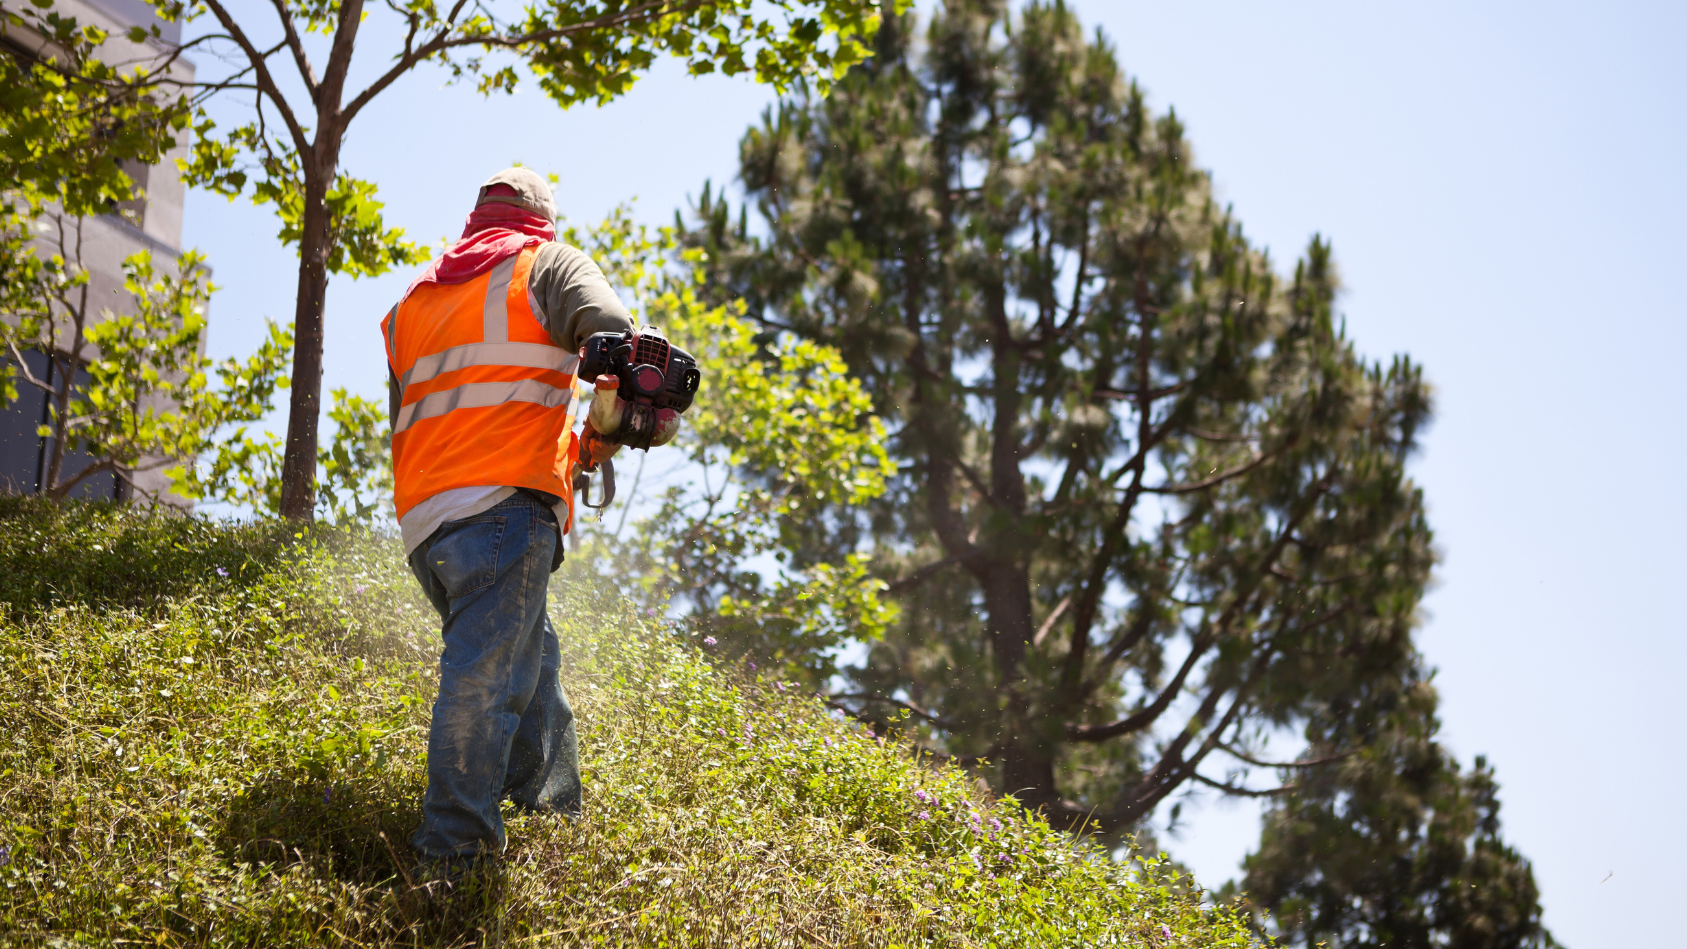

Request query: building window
[{"left": 0, "top": 350, "right": 125, "bottom": 500}]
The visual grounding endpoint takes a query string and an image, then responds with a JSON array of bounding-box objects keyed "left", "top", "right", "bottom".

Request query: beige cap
[{"left": 476, "top": 167, "right": 556, "bottom": 221}]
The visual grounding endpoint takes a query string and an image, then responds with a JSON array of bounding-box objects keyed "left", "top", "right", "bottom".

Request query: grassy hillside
[{"left": 0, "top": 499, "right": 1256, "bottom": 947}]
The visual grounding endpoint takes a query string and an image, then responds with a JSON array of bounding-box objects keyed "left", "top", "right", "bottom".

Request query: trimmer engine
[
  {"left": 573, "top": 326, "right": 701, "bottom": 511},
  {"left": 579, "top": 325, "right": 701, "bottom": 417}
]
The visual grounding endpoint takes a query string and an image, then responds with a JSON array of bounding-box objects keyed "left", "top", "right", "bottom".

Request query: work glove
[{"left": 578, "top": 421, "right": 620, "bottom": 471}]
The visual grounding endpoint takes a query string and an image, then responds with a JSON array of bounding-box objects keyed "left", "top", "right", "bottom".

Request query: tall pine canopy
[{"left": 680, "top": 1, "right": 1554, "bottom": 944}]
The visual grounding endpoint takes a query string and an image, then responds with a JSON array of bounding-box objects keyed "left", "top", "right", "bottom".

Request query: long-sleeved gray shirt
[
  {"left": 390, "top": 241, "right": 635, "bottom": 554},
  {"left": 526, "top": 242, "right": 639, "bottom": 353}
]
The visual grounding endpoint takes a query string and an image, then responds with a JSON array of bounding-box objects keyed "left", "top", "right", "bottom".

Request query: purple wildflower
[
  {"left": 749, "top": 661, "right": 756, "bottom": 670},
  {"left": 775, "top": 682, "right": 786, "bottom": 692},
  {"left": 703, "top": 636, "right": 717, "bottom": 646},
  {"left": 1161, "top": 924, "right": 1172, "bottom": 939},
  {"left": 215, "top": 566, "right": 228, "bottom": 578},
  {"left": 917, "top": 810, "right": 930, "bottom": 820},
  {"left": 353, "top": 584, "right": 368, "bottom": 595},
  {"left": 988, "top": 816, "right": 1002, "bottom": 833},
  {"left": 0, "top": 844, "right": 10, "bottom": 866},
  {"left": 996, "top": 852, "right": 1009, "bottom": 862},
  {"left": 323, "top": 786, "right": 332, "bottom": 804},
  {"left": 914, "top": 789, "right": 932, "bottom": 804}
]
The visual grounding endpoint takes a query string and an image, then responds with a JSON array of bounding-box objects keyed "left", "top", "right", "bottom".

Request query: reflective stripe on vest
[
  {"left": 395, "top": 377, "right": 575, "bottom": 433},
  {"left": 400, "top": 342, "right": 577, "bottom": 395},
  {"left": 383, "top": 244, "right": 580, "bottom": 526}
]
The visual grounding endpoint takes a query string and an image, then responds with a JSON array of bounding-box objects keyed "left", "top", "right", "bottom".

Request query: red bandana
[{"left": 401, "top": 203, "right": 556, "bottom": 302}]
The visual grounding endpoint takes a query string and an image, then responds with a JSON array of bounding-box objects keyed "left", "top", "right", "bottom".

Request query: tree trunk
[
  {"left": 43, "top": 352, "right": 72, "bottom": 496},
  {"left": 983, "top": 558, "right": 1058, "bottom": 807},
  {"left": 44, "top": 277, "right": 91, "bottom": 499},
  {"left": 276, "top": 0, "right": 360, "bottom": 521},
  {"left": 277, "top": 170, "right": 331, "bottom": 520},
  {"left": 979, "top": 274, "right": 1059, "bottom": 809}
]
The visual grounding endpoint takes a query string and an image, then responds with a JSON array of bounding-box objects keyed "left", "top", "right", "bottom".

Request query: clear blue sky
[{"left": 184, "top": 2, "right": 1685, "bottom": 945}]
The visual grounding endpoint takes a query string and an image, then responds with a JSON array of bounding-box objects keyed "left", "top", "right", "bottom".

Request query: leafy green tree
[
  {"left": 563, "top": 207, "right": 900, "bottom": 680},
  {"left": 315, "top": 388, "right": 392, "bottom": 523},
  {"left": 2, "top": 0, "right": 204, "bottom": 432},
  {"left": 1, "top": 0, "right": 293, "bottom": 504},
  {"left": 178, "top": 386, "right": 393, "bottom": 524},
  {"left": 678, "top": 3, "right": 1553, "bottom": 945},
  {"left": 0, "top": 210, "right": 291, "bottom": 501},
  {"left": 0, "top": 0, "right": 197, "bottom": 217},
  {"left": 127, "top": 0, "right": 896, "bottom": 519}
]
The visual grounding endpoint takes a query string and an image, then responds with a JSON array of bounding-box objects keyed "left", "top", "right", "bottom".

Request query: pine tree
[
  {"left": 1229, "top": 720, "right": 1556, "bottom": 947},
  {"left": 680, "top": 3, "right": 1553, "bottom": 944}
]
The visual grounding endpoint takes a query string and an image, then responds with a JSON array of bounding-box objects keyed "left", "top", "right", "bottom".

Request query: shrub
[{"left": 0, "top": 496, "right": 296, "bottom": 613}]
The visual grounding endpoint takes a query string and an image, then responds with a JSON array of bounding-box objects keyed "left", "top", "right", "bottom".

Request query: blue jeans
[{"left": 407, "top": 493, "right": 580, "bottom": 861}]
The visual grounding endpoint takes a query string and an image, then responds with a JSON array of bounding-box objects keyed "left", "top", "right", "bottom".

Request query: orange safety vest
[{"left": 382, "top": 244, "right": 579, "bottom": 531}]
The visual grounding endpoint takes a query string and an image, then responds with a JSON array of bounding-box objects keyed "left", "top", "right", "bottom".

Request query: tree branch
[
  {"left": 466, "top": 0, "right": 703, "bottom": 50},
  {"left": 1141, "top": 440, "right": 1290, "bottom": 496},
  {"left": 266, "top": 0, "right": 319, "bottom": 98},
  {"left": 1066, "top": 465, "right": 1336, "bottom": 744},
  {"left": 1073, "top": 604, "right": 1157, "bottom": 699},
  {"left": 1094, "top": 379, "right": 1188, "bottom": 402},
  {"left": 1187, "top": 427, "right": 1256, "bottom": 443},
  {"left": 1030, "top": 593, "right": 1071, "bottom": 648},
  {"left": 1064, "top": 627, "right": 1209, "bottom": 744},
  {"left": 953, "top": 456, "right": 996, "bottom": 504},
  {"left": 1059, "top": 218, "right": 1090, "bottom": 334},
  {"left": 1111, "top": 640, "right": 1276, "bottom": 822},
  {"left": 6, "top": 342, "right": 52, "bottom": 393},
  {"left": 884, "top": 555, "right": 962, "bottom": 593},
  {"left": 12, "top": 37, "right": 223, "bottom": 112},
  {"left": 320, "top": 0, "right": 365, "bottom": 120},
  {"left": 342, "top": 0, "right": 702, "bottom": 125},
  {"left": 1219, "top": 742, "right": 1353, "bottom": 770},
  {"left": 1191, "top": 771, "right": 1298, "bottom": 797},
  {"left": 198, "top": 0, "right": 310, "bottom": 155},
  {"left": 1057, "top": 303, "right": 1171, "bottom": 701},
  {"left": 47, "top": 456, "right": 115, "bottom": 501},
  {"left": 827, "top": 692, "right": 958, "bottom": 731}
]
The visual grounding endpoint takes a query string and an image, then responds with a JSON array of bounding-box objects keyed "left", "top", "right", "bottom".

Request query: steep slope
[{"left": 0, "top": 499, "right": 1255, "bottom": 947}]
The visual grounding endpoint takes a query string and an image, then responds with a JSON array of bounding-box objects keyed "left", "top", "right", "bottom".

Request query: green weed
[{"left": 0, "top": 500, "right": 1256, "bottom": 947}]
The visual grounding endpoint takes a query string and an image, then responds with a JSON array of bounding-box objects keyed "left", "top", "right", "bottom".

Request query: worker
[{"left": 381, "top": 167, "right": 630, "bottom": 876}]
